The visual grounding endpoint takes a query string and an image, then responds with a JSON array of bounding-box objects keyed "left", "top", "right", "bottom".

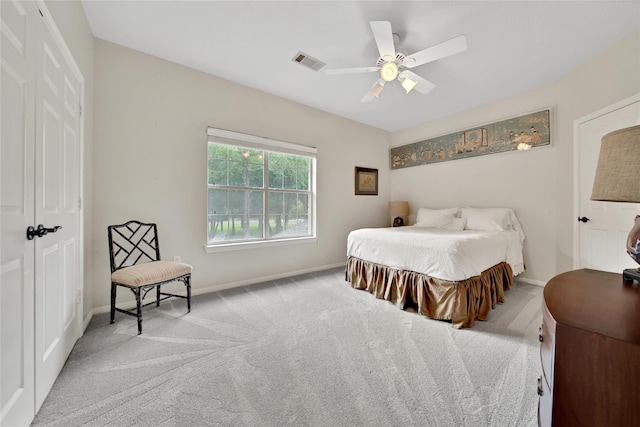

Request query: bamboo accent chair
[{"left": 108, "top": 220, "right": 192, "bottom": 334}]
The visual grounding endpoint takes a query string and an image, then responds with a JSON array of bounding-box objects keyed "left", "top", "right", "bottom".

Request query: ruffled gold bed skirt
[{"left": 346, "top": 257, "right": 514, "bottom": 328}]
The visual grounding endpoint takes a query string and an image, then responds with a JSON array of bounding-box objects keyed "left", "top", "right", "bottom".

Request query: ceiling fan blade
[
  {"left": 402, "top": 35, "right": 467, "bottom": 68},
  {"left": 370, "top": 21, "right": 396, "bottom": 61},
  {"left": 361, "top": 78, "right": 385, "bottom": 102},
  {"left": 360, "top": 91, "right": 376, "bottom": 103},
  {"left": 400, "top": 70, "right": 436, "bottom": 95},
  {"left": 325, "top": 66, "right": 379, "bottom": 75}
]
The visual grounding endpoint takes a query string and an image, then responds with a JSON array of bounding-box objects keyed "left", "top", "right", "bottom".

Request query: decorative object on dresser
[
  {"left": 354, "top": 166, "right": 378, "bottom": 195},
  {"left": 539, "top": 269, "right": 640, "bottom": 427},
  {"left": 388, "top": 200, "right": 409, "bottom": 226},
  {"left": 590, "top": 124, "right": 640, "bottom": 283}
]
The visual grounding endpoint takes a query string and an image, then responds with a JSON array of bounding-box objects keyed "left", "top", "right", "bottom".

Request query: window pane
[
  {"left": 268, "top": 212, "right": 309, "bottom": 238},
  {"left": 284, "top": 192, "right": 298, "bottom": 216},
  {"left": 249, "top": 191, "right": 263, "bottom": 215},
  {"left": 208, "top": 189, "right": 264, "bottom": 242},
  {"left": 269, "top": 153, "right": 285, "bottom": 189},
  {"left": 208, "top": 188, "right": 228, "bottom": 242},
  {"left": 283, "top": 154, "right": 297, "bottom": 190},
  {"left": 208, "top": 188, "right": 228, "bottom": 214},
  {"left": 208, "top": 159, "right": 228, "bottom": 185},
  {"left": 228, "top": 151, "right": 264, "bottom": 188},
  {"left": 208, "top": 143, "right": 229, "bottom": 160},
  {"left": 208, "top": 144, "right": 229, "bottom": 185},
  {"left": 268, "top": 191, "right": 284, "bottom": 215},
  {"left": 266, "top": 192, "right": 311, "bottom": 238},
  {"left": 297, "top": 157, "right": 310, "bottom": 190},
  {"left": 298, "top": 193, "right": 310, "bottom": 215},
  {"left": 269, "top": 152, "right": 308, "bottom": 190},
  {"left": 228, "top": 189, "right": 246, "bottom": 215},
  {"left": 248, "top": 162, "right": 264, "bottom": 188}
]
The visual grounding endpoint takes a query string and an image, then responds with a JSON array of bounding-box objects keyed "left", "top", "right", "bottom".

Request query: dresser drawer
[{"left": 540, "top": 298, "right": 556, "bottom": 389}]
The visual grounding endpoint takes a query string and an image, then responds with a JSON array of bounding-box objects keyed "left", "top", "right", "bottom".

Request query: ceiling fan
[{"left": 325, "top": 21, "right": 467, "bottom": 102}]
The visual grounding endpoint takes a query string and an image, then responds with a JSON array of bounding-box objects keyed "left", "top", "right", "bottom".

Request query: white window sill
[{"left": 204, "top": 236, "right": 317, "bottom": 253}]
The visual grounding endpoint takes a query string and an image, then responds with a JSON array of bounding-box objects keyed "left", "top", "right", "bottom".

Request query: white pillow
[
  {"left": 439, "top": 217, "right": 466, "bottom": 230},
  {"left": 461, "top": 207, "right": 511, "bottom": 232},
  {"left": 415, "top": 207, "right": 459, "bottom": 228},
  {"left": 415, "top": 207, "right": 459, "bottom": 227}
]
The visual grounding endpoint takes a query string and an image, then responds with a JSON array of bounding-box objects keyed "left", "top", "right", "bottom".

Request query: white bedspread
[{"left": 347, "top": 226, "right": 524, "bottom": 282}]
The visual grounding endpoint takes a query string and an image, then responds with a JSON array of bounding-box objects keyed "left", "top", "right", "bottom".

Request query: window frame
[{"left": 205, "top": 127, "right": 317, "bottom": 252}]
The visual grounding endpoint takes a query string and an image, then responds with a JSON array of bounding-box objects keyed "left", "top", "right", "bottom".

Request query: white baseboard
[
  {"left": 83, "top": 309, "right": 94, "bottom": 331},
  {"left": 92, "top": 262, "right": 346, "bottom": 315},
  {"left": 516, "top": 277, "right": 546, "bottom": 287}
]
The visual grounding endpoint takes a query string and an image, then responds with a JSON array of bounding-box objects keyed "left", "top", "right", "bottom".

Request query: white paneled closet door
[
  {"left": 1, "top": 1, "right": 38, "bottom": 425},
  {"left": 33, "top": 0, "right": 83, "bottom": 411},
  {"left": 1, "top": 1, "right": 83, "bottom": 425}
]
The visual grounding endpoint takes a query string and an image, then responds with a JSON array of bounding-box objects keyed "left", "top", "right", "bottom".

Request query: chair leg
[
  {"left": 156, "top": 285, "right": 161, "bottom": 307},
  {"left": 136, "top": 288, "right": 143, "bottom": 335},
  {"left": 186, "top": 274, "right": 191, "bottom": 312},
  {"left": 110, "top": 283, "right": 117, "bottom": 324}
]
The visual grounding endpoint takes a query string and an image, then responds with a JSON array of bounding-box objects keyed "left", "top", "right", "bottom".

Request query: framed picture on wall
[{"left": 354, "top": 166, "right": 378, "bottom": 195}]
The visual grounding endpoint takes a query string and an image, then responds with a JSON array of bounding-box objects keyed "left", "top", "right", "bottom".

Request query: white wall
[
  {"left": 92, "top": 39, "right": 391, "bottom": 310},
  {"left": 44, "top": 0, "right": 95, "bottom": 324},
  {"left": 391, "top": 29, "right": 640, "bottom": 284},
  {"left": 41, "top": 3, "right": 640, "bottom": 310}
]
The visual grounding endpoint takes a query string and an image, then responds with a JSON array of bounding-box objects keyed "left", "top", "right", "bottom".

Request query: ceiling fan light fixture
[
  {"left": 380, "top": 61, "right": 398, "bottom": 82},
  {"left": 370, "top": 81, "right": 385, "bottom": 98},
  {"left": 401, "top": 77, "right": 417, "bottom": 93}
]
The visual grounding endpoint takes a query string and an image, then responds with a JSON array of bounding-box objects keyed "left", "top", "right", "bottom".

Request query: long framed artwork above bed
[{"left": 345, "top": 207, "right": 525, "bottom": 328}]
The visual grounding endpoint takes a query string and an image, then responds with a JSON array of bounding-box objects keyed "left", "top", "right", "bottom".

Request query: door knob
[
  {"left": 26, "top": 224, "right": 62, "bottom": 240},
  {"left": 578, "top": 216, "right": 590, "bottom": 223}
]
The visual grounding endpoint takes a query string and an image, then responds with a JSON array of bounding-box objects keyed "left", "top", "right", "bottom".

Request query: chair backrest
[{"left": 107, "top": 220, "right": 161, "bottom": 273}]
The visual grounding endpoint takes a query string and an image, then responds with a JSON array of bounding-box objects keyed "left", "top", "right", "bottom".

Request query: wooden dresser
[{"left": 539, "top": 269, "right": 640, "bottom": 426}]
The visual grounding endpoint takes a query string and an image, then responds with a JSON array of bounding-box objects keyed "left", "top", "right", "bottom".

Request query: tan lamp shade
[
  {"left": 591, "top": 125, "right": 640, "bottom": 202},
  {"left": 389, "top": 201, "right": 409, "bottom": 217}
]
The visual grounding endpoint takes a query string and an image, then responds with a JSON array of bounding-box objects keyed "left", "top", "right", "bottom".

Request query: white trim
[
  {"left": 207, "top": 127, "right": 317, "bottom": 156},
  {"left": 205, "top": 236, "right": 317, "bottom": 253},
  {"left": 572, "top": 93, "right": 640, "bottom": 269},
  {"left": 516, "top": 277, "right": 546, "bottom": 287},
  {"left": 92, "top": 262, "right": 345, "bottom": 315},
  {"left": 82, "top": 309, "right": 94, "bottom": 332}
]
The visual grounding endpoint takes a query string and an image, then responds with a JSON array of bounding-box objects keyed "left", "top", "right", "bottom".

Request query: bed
[{"left": 346, "top": 207, "right": 525, "bottom": 328}]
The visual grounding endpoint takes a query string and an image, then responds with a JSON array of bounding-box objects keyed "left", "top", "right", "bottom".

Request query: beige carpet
[{"left": 32, "top": 267, "right": 542, "bottom": 426}]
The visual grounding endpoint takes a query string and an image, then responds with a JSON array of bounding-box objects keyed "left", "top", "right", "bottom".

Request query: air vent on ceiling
[{"left": 292, "top": 51, "right": 325, "bottom": 72}]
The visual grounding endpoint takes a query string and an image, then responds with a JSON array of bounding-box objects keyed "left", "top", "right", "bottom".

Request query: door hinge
[
  {"left": 79, "top": 104, "right": 83, "bottom": 118},
  {"left": 78, "top": 198, "right": 83, "bottom": 210}
]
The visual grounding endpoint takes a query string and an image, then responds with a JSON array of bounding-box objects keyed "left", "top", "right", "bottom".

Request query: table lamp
[
  {"left": 590, "top": 124, "right": 640, "bottom": 282},
  {"left": 389, "top": 201, "right": 409, "bottom": 227}
]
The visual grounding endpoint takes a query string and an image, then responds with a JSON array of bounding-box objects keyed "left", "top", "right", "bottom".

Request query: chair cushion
[{"left": 112, "top": 261, "right": 192, "bottom": 288}]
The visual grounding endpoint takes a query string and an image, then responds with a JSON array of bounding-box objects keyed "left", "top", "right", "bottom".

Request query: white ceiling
[{"left": 80, "top": 1, "right": 640, "bottom": 133}]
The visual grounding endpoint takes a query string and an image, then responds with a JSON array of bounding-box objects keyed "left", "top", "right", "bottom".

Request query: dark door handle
[
  {"left": 578, "top": 216, "right": 590, "bottom": 223},
  {"left": 26, "top": 224, "right": 62, "bottom": 240},
  {"left": 537, "top": 377, "right": 544, "bottom": 396}
]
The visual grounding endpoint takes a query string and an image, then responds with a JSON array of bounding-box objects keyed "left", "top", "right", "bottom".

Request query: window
[{"left": 207, "top": 128, "right": 316, "bottom": 249}]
